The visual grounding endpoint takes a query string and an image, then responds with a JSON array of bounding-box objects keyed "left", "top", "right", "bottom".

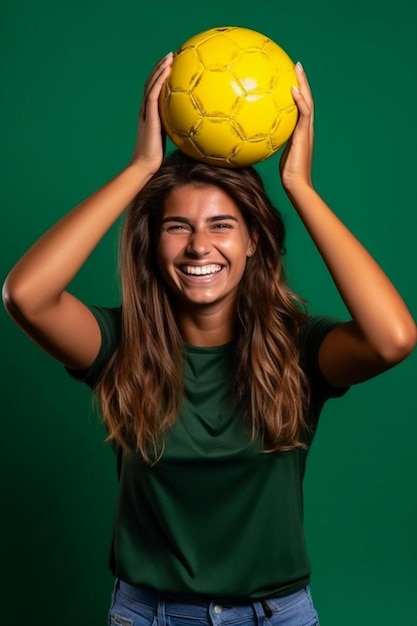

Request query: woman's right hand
[{"left": 130, "top": 52, "right": 173, "bottom": 175}]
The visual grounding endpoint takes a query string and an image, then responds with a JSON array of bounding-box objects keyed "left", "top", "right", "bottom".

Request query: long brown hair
[{"left": 96, "top": 150, "right": 310, "bottom": 462}]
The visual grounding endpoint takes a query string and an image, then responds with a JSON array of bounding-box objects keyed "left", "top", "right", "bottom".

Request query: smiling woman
[
  {"left": 2, "top": 52, "right": 416, "bottom": 626},
  {"left": 156, "top": 184, "right": 255, "bottom": 319}
]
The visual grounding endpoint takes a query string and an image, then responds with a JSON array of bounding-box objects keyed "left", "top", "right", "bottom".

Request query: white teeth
[{"left": 183, "top": 264, "right": 222, "bottom": 276}]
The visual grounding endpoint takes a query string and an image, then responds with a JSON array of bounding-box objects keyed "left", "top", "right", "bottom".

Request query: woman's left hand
[{"left": 279, "top": 62, "right": 314, "bottom": 194}]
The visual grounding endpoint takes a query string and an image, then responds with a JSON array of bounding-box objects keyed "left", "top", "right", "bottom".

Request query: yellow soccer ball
[{"left": 159, "top": 26, "right": 298, "bottom": 168}]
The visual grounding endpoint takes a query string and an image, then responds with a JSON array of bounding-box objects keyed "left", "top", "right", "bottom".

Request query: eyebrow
[{"left": 160, "top": 214, "right": 239, "bottom": 225}]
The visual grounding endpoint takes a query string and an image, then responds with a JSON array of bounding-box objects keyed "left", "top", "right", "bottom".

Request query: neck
[{"left": 175, "top": 301, "right": 237, "bottom": 347}]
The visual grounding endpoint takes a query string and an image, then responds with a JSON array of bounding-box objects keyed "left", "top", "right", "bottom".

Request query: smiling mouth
[{"left": 181, "top": 264, "right": 223, "bottom": 277}]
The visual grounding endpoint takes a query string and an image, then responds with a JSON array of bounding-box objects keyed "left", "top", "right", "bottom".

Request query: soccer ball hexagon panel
[{"left": 159, "top": 26, "right": 298, "bottom": 168}]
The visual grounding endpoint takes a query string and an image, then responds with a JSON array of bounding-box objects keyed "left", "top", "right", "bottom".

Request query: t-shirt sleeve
[
  {"left": 301, "top": 316, "right": 350, "bottom": 404},
  {"left": 64, "top": 305, "right": 121, "bottom": 389}
]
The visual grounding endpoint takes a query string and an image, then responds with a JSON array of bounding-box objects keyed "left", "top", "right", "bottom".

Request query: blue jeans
[{"left": 108, "top": 579, "right": 320, "bottom": 626}]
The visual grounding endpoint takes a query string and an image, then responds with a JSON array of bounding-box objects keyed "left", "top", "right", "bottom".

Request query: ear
[{"left": 246, "top": 231, "right": 258, "bottom": 257}]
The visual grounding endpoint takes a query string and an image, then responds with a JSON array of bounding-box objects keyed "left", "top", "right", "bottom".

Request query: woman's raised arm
[
  {"left": 2, "top": 52, "right": 173, "bottom": 370},
  {"left": 280, "top": 62, "right": 416, "bottom": 387}
]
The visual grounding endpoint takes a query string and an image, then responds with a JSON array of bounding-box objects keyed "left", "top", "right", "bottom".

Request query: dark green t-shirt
[{"left": 68, "top": 306, "right": 348, "bottom": 600}]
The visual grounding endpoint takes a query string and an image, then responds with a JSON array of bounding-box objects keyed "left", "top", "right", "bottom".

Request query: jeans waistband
[{"left": 115, "top": 579, "right": 307, "bottom": 619}]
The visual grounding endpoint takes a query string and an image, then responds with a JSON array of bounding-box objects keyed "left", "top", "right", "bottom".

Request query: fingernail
[
  {"left": 292, "top": 85, "right": 300, "bottom": 94},
  {"left": 295, "top": 61, "right": 304, "bottom": 72}
]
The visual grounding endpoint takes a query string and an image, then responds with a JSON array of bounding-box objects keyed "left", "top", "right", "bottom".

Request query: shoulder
[
  {"left": 65, "top": 305, "right": 121, "bottom": 388},
  {"left": 300, "top": 316, "right": 342, "bottom": 355},
  {"left": 300, "top": 315, "right": 349, "bottom": 400},
  {"left": 89, "top": 305, "right": 122, "bottom": 343}
]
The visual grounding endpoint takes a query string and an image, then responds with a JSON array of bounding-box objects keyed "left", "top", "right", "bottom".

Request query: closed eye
[
  {"left": 210, "top": 222, "right": 234, "bottom": 230},
  {"left": 163, "top": 224, "right": 192, "bottom": 233}
]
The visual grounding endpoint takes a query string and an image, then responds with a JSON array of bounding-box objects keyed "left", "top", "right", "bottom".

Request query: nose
[{"left": 186, "top": 230, "right": 212, "bottom": 257}]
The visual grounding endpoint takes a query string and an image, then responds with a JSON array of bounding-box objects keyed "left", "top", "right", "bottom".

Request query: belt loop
[
  {"left": 253, "top": 600, "right": 267, "bottom": 625},
  {"left": 157, "top": 597, "right": 166, "bottom": 626},
  {"left": 261, "top": 600, "right": 273, "bottom": 619},
  {"left": 108, "top": 578, "right": 119, "bottom": 615}
]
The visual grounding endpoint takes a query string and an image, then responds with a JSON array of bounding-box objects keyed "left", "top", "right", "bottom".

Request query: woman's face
[{"left": 156, "top": 184, "right": 256, "bottom": 311}]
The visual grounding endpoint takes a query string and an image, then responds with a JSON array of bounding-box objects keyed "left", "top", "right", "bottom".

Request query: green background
[{"left": 1, "top": 0, "right": 416, "bottom": 624}]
